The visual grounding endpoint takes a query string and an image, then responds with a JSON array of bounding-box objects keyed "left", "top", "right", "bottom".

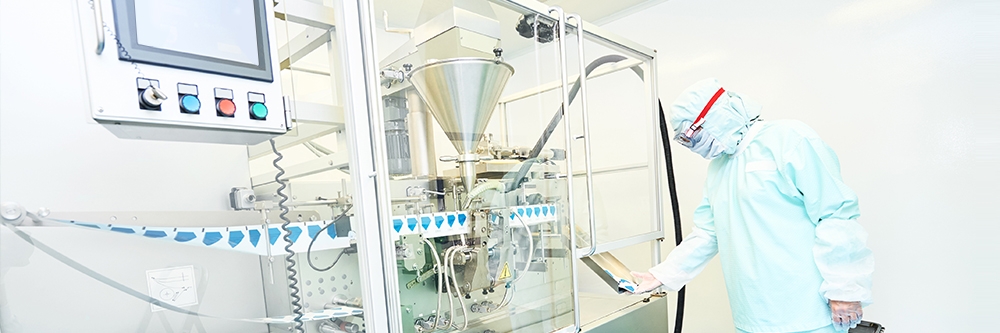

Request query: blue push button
[
  {"left": 180, "top": 94, "right": 201, "bottom": 114},
  {"left": 249, "top": 102, "right": 267, "bottom": 120}
]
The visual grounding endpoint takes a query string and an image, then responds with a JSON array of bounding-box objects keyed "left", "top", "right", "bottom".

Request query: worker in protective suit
[{"left": 631, "top": 78, "right": 874, "bottom": 332}]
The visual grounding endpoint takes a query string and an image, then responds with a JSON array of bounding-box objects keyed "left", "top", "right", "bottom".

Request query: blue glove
[{"left": 829, "top": 300, "right": 863, "bottom": 331}]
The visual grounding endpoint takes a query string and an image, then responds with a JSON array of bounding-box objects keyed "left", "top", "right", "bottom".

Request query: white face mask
[{"left": 687, "top": 128, "right": 729, "bottom": 160}]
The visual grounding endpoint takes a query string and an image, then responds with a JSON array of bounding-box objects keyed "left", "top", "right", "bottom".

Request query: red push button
[{"left": 217, "top": 99, "right": 236, "bottom": 117}]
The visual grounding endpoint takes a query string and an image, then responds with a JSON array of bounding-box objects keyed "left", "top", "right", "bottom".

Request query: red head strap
[{"left": 685, "top": 87, "right": 726, "bottom": 137}]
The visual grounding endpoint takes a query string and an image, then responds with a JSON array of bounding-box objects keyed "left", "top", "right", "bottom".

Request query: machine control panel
[
  {"left": 136, "top": 78, "right": 166, "bottom": 111},
  {"left": 177, "top": 83, "right": 201, "bottom": 114},
  {"left": 214, "top": 88, "right": 237, "bottom": 117},
  {"left": 76, "top": 0, "right": 286, "bottom": 144},
  {"left": 248, "top": 92, "right": 268, "bottom": 120}
]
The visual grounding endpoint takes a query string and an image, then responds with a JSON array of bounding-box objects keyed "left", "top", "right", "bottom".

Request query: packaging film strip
[
  {"left": 50, "top": 218, "right": 352, "bottom": 255},
  {"left": 391, "top": 204, "right": 559, "bottom": 239}
]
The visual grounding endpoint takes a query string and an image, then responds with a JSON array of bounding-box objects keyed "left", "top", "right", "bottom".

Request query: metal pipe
[
  {"left": 547, "top": 6, "right": 582, "bottom": 332},
  {"left": 406, "top": 89, "right": 437, "bottom": 178},
  {"left": 288, "top": 199, "right": 343, "bottom": 207},
  {"left": 460, "top": 160, "right": 477, "bottom": 193},
  {"left": 567, "top": 14, "right": 598, "bottom": 258}
]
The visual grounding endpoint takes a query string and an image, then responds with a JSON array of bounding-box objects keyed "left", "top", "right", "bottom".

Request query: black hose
[
  {"left": 513, "top": 54, "right": 687, "bottom": 332},
  {"left": 659, "top": 100, "right": 686, "bottom": 333},
  {"left": 526, "top": 54, "right": 628, "bottom": 159},
  {"left": 506, "top": 55, "right": 630, "bottom": 193},
  {"left": 502, "top": 157, "right": 543, "bottom": 193}
]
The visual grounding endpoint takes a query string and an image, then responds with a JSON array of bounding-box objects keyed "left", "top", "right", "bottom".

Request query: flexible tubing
[
  {"left": 514, "top": 55, "right": 688, "bottom": 332},
  {"left": 423, "top": 238, "right": 445, "bottom": 329},
  {"left": 442, "top": 246, "right": 457, "bottom": 327},
  {"left": 526, "top": 54, "right": 629, "bottom": 159},
  {"left": 464, "top": 180, "right": 506, "bottom": 209},
  {"left": 448, "top": 246, "right": 469, "bottom": 330},
  {"left": 511, "top": 214, "right": 534, "bottom": 285},
  {"left": 506, "top": 55, "right": 630, "bottom": 193},
  {"left": 658, "top": 101, "right": 687, "bottom": 333}
]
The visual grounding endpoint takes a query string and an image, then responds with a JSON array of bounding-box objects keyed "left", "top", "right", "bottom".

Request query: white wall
[
  {"left": 599, "top": 0, "right": 1000, "bottom": 332},
  {"left": 0, "top": 0, "right": 254, "bottom": 212}
]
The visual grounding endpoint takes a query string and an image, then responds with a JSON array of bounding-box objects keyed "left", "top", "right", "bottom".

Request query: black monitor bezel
[{"left": 111, "top": 0, "right": 274, "bottom": 82}]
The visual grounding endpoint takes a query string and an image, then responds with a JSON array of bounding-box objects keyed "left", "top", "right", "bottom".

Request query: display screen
[
  {"left": 134, "top": 0, "right": 259, "bottom": 65},
  {"left": 112, "top": 0, "right": 273, "bottom": 81}
]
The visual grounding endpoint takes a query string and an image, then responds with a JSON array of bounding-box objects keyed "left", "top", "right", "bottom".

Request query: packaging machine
[{"left": 0, "top": 1, "right": 669, "bottom": 332}]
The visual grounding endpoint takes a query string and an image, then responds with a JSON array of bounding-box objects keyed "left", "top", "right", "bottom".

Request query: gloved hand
[
  {"left": 628, "top": 271, "right": 663, "bottom": 294},
  {"left": 829, "top": 300, "right": 863, "bottom": 331}
]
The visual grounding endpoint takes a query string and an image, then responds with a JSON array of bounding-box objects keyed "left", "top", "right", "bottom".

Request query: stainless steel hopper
[{"left": 407, "top": 57, "right": 514, "bottom": 191}]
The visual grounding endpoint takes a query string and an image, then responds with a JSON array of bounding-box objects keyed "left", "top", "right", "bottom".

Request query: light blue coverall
[{"left": 649, "top": 79, "right": 875, "bottom": 333}]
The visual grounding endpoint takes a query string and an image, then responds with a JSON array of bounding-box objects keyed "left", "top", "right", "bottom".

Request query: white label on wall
[{"left": 146, "top": 265, "right": 199, "bottom": 312}]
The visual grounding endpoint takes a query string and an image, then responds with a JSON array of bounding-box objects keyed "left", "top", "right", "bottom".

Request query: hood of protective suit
[{"left": 670, "top": 78, "right": 762, "bottom": 157}]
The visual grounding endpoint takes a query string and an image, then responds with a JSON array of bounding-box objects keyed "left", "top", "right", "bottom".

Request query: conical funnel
[{"left": 407, "top": 58, "right": 514, "bottom": 156}]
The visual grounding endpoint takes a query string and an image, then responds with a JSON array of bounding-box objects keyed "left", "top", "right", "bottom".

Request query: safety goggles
[{"left": 674, "top": 87, "right": 726, "bottom": 148}]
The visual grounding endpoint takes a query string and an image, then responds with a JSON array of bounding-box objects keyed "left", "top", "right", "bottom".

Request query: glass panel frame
[
  {"left": 348, "top": 0, "right": 665, "bottom": 331},
  {"left": 360, "top": 0, "right": 595, "bottom": 332},
  {"left": 490, "top": 0, "right": 663, "bottom": 260}
]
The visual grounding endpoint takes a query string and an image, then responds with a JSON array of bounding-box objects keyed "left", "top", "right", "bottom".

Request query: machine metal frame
[
  {"left": 1, "top": 0, "right": 666, "bottom": 331},
  {"left": 337, "top": 0, "right": 667, "bottom": 332}
]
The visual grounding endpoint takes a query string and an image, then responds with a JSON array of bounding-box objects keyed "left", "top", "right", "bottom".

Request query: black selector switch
[
  {"left": 177, "top": 83, "right": 201, "bottom": 114},
  {"left": 137, "top": 78, "right": 166, "bottom": 111}
]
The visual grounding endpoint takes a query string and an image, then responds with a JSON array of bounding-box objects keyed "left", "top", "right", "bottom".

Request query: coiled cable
[
  {"left": 270, "top": 138, "right": 305, "bottom": 333},
  {"left": 89, "top": 1, "right": 143, "bottom": 77}
]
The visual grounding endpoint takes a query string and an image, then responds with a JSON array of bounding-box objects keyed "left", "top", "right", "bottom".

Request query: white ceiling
[
  {"left": 372, "top": 0, "right": 665, "bottom": 60},
  {"left": 280, "top": 0, "right": 664, "bottom": 78},
  {"left": 534, "top": 0, "right": 664, "bottom": 24},
  {"left": 375, "top": 0, "right": 664, "bottom": 29}
]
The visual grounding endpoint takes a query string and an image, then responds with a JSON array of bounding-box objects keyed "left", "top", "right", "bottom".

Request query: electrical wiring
[
  {"left": 306, "top": 205, "right": 354, "bottom": 272},
  {"left": 511, "top": 214, "right": 534, "bottom": 285},
  {"left": 441, "top": 245, "right": 458, "bottom": 327},
  {"left": 497, "top": 284, "right": 515, "bottom": 310},
  {"left": 448, "top": 245, "right": 470, "bottom": 331},
  {"left": 423, "top": 238, "right": 446, "bottom": 330},
  {"left": 485, "top": 282, "right": 513, "bottom": 314}
]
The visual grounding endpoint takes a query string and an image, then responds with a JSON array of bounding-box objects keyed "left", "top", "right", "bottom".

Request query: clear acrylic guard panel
[
  {"left": 370, "top": 0, "right": 586, "bottom": 331},
  {"left": 248, "top": 1, "right": 369, "bottom": 332}
]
